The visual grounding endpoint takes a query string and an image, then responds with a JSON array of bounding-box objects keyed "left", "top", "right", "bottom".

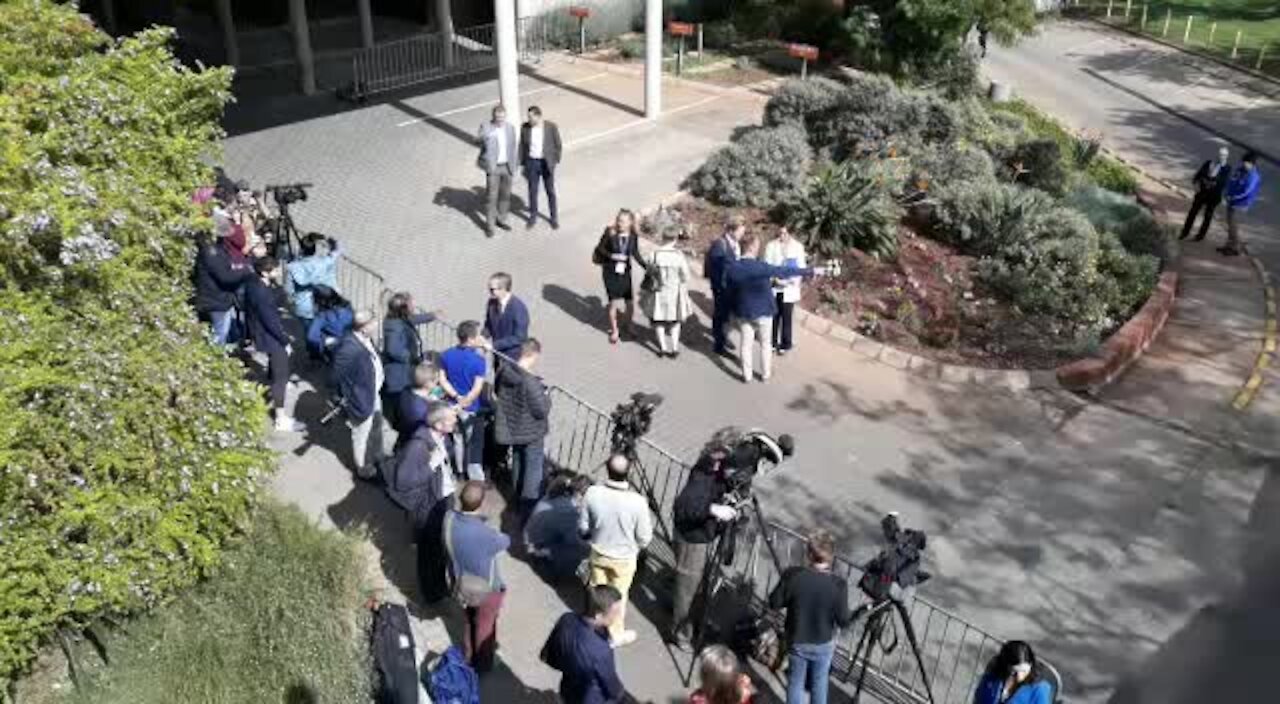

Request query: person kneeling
[{"left": 525, "top": 473, "right": 591, "bottom": 580}]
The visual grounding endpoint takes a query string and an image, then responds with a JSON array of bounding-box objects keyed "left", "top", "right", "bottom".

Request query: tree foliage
[
  {"left": 0, "top": 2, "right": 271, "bottom": 686},
  {"left": 844, "top": 0, "right": 1038, "bottom": 77}
]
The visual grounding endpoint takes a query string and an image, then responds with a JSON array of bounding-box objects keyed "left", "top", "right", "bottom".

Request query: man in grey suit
[
  {"left": 519, "top": 106, "right": 563, "bottom": 230},
  {"left": 477, "top": 105, "right": 518, "bottom": 237}
]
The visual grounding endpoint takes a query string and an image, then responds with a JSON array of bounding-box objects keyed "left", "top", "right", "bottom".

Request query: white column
[
  {"left": 644, "top": 0, "right": 662, "bottom": 118},
  {"left": 495, "top": 0, "right": 520, "bottom": 117},
  {"left": 357, "top": 0, "right": 375, "bottom": 49},
  {"left": 437, "top": 0, "right": 456, "bottom": 67},
  {"left": 288, "top": 0, "right": 316, "bottom": 95},
  {"left": 215, "top": 0, "right": 240, "bottom": 67}
]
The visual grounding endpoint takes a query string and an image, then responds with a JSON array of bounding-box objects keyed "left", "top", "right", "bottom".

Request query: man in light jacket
[
  {"left": 763, "top": 226, "right": 807, "bottom": 356},
  {"left": 284, "top": 232, "right": 339, "bottom": 331},
  {"left": 519, "top": 105, "right": 563, "bottom": 230},
  {"left": 579, "top": 454, "right": 653, "bottom": 648},
  {"left": 493, "top": 338, "right": 550, "bottom": 516},
  {"left": 477, "top": 105, "right": 518, "bottom": 237}
]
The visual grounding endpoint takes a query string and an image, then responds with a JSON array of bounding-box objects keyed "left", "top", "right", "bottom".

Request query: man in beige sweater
[{"left": 579, "top": 454, "right": 653, "bottom": 648}]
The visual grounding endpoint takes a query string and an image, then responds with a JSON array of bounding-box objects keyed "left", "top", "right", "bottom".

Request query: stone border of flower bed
[{"left": 642, "top": 186, "right": 1182, "bottom": 393}]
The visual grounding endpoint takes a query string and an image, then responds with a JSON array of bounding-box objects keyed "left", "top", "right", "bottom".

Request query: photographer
[
  {"left": 669, "top": 432, "right": 739, "bottom": 651},
  {"left": 284, "top": 232, "right": 338, "bottom": 333}
]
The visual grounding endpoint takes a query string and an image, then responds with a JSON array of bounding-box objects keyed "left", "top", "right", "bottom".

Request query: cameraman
[{"left": 668, "top": 431, "right": 739, "bottom": 651}]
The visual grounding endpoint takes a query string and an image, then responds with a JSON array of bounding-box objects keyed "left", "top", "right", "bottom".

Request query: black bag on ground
[{"left": 371, "top": 602, "right": 419, "bottom": 704}]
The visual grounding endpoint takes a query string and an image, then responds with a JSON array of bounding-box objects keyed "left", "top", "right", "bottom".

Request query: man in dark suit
[
  {"left": 483, "top": 271, "right": 530, "bottom": 366},
  {"left": 477, "top": 105, "right": 519, "bottom": 237},
  {"left": 1181, "top": 146, "right": 1231, "bottom": 241},
  {"left": 704, "top": 215, "right": 744, "bottom": 356},
  {"left": 519, "top": 105, "right": 563, "bottom": 230},
  {"left": 332, "top": 310, "right": 386, "bottom": 478},
  {"left": 244, "top": 256, "right": 303, "bottom": 432}
]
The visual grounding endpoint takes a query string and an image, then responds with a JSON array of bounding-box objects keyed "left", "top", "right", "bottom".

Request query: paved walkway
[{"left": 226, "top": 45, "right": 1278, "bottom": 703}]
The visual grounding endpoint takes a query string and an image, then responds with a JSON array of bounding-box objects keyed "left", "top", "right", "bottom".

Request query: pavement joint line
[
  {"left": 1231, "top": 252, "right": 1277, "bottom": 411},
  {"left": 564, "top": 94, "right": 719, "bottom": 150},
  {"left": 393, "top": 71, "right": 609, "bottom": 127}
]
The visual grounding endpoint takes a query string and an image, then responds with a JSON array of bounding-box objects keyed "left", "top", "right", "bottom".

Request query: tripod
[{"left": 848, "top": 597, "right": 937, "bottom": 704}]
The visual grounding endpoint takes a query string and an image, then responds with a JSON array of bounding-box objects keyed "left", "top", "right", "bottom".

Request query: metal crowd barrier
[
  {"left": 350, "top": 23, "right": 498, "bottom": 101},
  {"left": 405, "top": 318, "right": 1066, "bottom": 703},
  {"left": 336, "top": 254, "right": 391, "bottom": 337}
]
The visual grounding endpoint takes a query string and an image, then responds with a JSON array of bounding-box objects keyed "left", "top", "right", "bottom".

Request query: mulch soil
[{"left": 666, "top": 198, "right": 1087, "bottom": 370}]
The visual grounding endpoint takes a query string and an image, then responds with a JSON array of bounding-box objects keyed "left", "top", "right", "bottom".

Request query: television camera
[
  {"left": 264, "top": 182, "right": 312, "bottom": 207},
  {"left": 609, "top": 392, "right": 664, "bottom": 458}
]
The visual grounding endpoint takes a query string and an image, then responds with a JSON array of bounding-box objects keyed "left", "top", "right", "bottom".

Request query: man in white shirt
[
  {"left": 764, "top": 226, "right": 807, "bottom": 355},
  {"left": 519, "top": 106, "right": 563, "bottom": 230},
  {"left": 579, "top": 454, "right": 653, "bottom": 648},
  {"left": 477, "top": 106, "right": 518, "bottom": 237}
]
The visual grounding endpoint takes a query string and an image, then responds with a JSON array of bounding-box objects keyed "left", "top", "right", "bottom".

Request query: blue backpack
[{"left": 425, "top": 646, "right": 479, "bottom": 704}]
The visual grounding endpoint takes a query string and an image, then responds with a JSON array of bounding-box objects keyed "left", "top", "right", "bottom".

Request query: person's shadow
[
  {"left": 434, "top": 184, "right": 527, "bottom": 234},
  {"left": 542, "top": 283, "right": 610, "bottom": 336}
]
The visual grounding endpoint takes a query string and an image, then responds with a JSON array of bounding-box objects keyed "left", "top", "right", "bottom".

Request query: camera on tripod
[
  {"left": 264, "top": 182, "right": 312, "bottom": 206},
  {"left": 609, "top": 392, "right": 663, "bottom": 457},
  {"left": 858, "top": 511, "right": 930, "bottom": 604},
  {"left": 709, "top": 428, "right": 795, "bottom": 511}
]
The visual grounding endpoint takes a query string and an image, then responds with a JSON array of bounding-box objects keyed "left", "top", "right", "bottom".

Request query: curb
[
  {"left": 1079, "top": 15, "right": 1280, "bottom": 90},
  {"left": 1232, "top": 254, "right": 1277, "bottom": 410}
]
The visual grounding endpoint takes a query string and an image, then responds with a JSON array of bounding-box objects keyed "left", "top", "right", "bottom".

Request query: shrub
[
  {"left": 0, "top": 4, "right": 270, "bottom": 686},
  {"left": 933, "top": 181, "right": 1060, "bottom": 257},
  {"left": 763, "top": 77, "right": 846, "bottom": 128},
  {"left": 786, "top": 160, "right": 903, "bottom": 260},
  {"left": 61, "top": 502, "right": 372, "bottom": 703},
  {"left": 1066, "top": 184, "right": 1174, "bottom": 261},
  {"left": 911, "top": 143, "right": 997, "bottom": 193},
  {"left": 931, "top": 46, "right": 982, "bottom": 100},
  {"left": 1072, "top": 132, "right": 1103, "bottom": 168},
  {"left": 1086, "top": 156, "right": 1140, "bottom": 194},
  {"left": 702, "top": 19, "right": 739, "bottom": 49},
  {"left": 687, "top": 124, "right": 812, "bottom": 208},
  {"left": 618, "top": 36, "right": 646, "bottom": 59},
  {"left": 1006, "top": 138, "right": 1070, "bottom": 195},
  {"left": 1095, "top": 231, "right": 1161, "bottom": 320}
]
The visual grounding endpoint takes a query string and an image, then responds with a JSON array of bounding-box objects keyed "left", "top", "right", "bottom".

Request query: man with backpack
[
  {"left": 541, "top": 585, "right": 627, "bottom": 704},
  {"left": 444, "top": 481, "right": 509, "bottom": 674}
]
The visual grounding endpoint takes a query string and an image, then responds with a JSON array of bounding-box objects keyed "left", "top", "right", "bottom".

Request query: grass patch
[
  {"left": 1087, "top": 0, "right": 1280, "bottom": 75},
  {"left": 989, "top": 98, "right": 1139, "bottom": 194},
  {"left": 55, "top": 502, "right": 372, "bottom": 704}
]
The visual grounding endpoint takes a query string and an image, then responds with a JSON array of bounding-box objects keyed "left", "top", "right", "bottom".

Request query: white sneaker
[
  {"left": 274, "top": 415, "right": 304, "bottom": 432},
  {"left": 611, "top": 630, "right": 638, "bottom": 649}
]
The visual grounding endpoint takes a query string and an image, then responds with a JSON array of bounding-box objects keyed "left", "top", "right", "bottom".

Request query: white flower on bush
[{"left": 59, "top": 223, "right": 120, "bottom": 266}]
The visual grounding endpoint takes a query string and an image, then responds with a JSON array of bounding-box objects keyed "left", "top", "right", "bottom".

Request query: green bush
[
  {"left": 702, "top": 19, "right": 739, "bottom": 49},
  {"left": 618, "top": 36, "right": 646, "bottom": 59},
  {"left": 930, "top": 46, "right": 983, "bottom": 100},
  {"left": 933, "top": 181, "right": 1060, "bottom": 256},
  {"left": 910, "top": 142, "right": 996, "bottom": 194},
  {"left": 687, "top": 124, "right": 812, "bottom": 208},
  {"left": 762, "top": 77, "right": 846, "bottom": 129},
  {"left": 61, "top": 502, "right": 372, "bottom": 704},
  {"left": 0, "top": 3, "right": 270, "bottom": 686},
  {"left": 1086, "top": 156, "right": 1140, "bottom": 194},
  {"left": 1007, "top": 138, "right": 1070, "bottom": 195},
  {"left": 1095, "top": 230, "right": 1161, "bottom": 320},
  {"left": 786, "top": 160, "right": 903, "bottom": 260},
  {"left": 1066, "top": 184, "right": 1174, "bottom": 261}
]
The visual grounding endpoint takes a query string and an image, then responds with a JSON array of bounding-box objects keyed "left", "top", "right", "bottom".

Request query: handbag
[
  {"left": 640, "top": 265, "right": 661, "bottom": 294},
  {"left": 443, "top": 512, "right": 497, "bottom": 607}
]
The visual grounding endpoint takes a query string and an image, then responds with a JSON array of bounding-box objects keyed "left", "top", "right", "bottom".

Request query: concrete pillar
[
  {"left": 215, "top": 0, "right": 240, "bottom": 67},
  {"left": 357, "top": 0, "right": 375, "bottom": 49},
  {"left": 495, "top": 0, "right": 520, "bottom": 116},
  {"left": 644, "top": 0, "right": 662, "bottom": 118},
  {"left": 288, "top": 0, "right": 316, "bottom": 95},
  {"left": 437, "top": 0, "right": 456, "bottom": 67}
]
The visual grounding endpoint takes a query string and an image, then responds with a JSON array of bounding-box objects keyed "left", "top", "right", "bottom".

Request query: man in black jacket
[
  {"left": 244, "top": 256, "right": 302, "bottom": 433},
  {"left": 668, "top": 431, "right": 739, "bottom": 650},
  {"left": 1182, "top": 146, "right": 1232, "bottom": 241},
  {"left": 769, "top": 529, "right": 853, "bottom": 704},
  {"left": 519, "top": 106, "right": 563, "bottom": 230},
  {"left": 193, "top": 230, "right": 252, "bottom": 346},
  {"left": 494, "top": 338, "right": 550, "bottom": 517}
]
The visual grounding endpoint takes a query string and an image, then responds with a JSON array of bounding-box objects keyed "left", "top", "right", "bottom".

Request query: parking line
[
  {"left": 394, "top": 72, "right": 608, "bottom": 127},
  {"left": 564, "top": 94, "right": 719, "bottom": 150}
]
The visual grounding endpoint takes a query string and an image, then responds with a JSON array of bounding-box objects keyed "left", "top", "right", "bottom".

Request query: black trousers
[
  {"left": 773, "top": 294, "right": 795, "bottom": 351},
  {"left": 1182, "top": 193, "right": 1220, "bottom": 240},
  {"left": 712, "top": 290, "right": 732, "bottom": 352},
  {"left": 525, "top": 158, "right": 558, "bottom": 224},
  {"left": 266, "top": 349, "right": 289, "bottom": 410}
]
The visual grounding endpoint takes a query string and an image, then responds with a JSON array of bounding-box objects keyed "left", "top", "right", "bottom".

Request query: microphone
[{"left": 777, "top": 434, "right": 796, "bottom": 458}]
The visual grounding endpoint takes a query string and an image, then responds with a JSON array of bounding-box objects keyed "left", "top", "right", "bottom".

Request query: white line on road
[
  {"left": 564, "top": 95, "right": 720, "bottom": 150},
  {"left": 394, "top": 72, "right": 608, "bottom": 127}
]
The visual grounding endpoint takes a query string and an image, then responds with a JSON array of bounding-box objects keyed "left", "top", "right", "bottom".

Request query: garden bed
[{"left": 671, "top": 198, "right": 1108, "bottom": 370}]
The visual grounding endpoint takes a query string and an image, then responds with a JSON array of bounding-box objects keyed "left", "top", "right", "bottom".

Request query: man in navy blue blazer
[
  {"left": 244, "top": 256, "right": 303, "bottom": 432},
  {"left": 483, "top": 271, "right": 530, "bottom": 366},
  {"left": 725, "top": 232, "right": 821, "bottom": 383},
  {"left": 704, "top": 215, "right": 743, "bottom": 355},
  {"left": 332, "top": 310, "right": 387, "bottom": 478}
]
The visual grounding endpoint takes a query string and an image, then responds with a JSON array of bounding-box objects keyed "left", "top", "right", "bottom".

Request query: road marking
[
  {"left": 1232, "top": 255, "right": 1277, "bottom": 411},
  {"left": 564, "top": 94, "right": 719, "bottom": 150},
  {"left": 394, "top": 72, "right": 608, "bottom": 127}
]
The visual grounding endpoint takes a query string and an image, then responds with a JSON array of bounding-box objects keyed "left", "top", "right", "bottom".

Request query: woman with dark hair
[
  {"left": 381, "top": 292, "right": 439, "bottom": 429},
  {"left": 973, "top": 641, "right": 1052, "bottom": 704},
  {"left": 305, "top": 285, "right": 354, "bottom": 361},
  {"left": 688, "top": 645, "right": 755, "bottom": 704},
  {"left": 591, "top": 209, "right": 648, "bottom": 344}
]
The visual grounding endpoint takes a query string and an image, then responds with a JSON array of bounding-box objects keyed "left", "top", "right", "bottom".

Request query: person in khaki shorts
[{"left": 579, "top": 454, "right": 653, "bottom": 648}]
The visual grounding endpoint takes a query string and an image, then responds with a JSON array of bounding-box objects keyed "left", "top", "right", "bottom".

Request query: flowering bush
[
  {"left": 686, "top": 124, "right": 812, "bottom": 209},
  {"left": 0, "top": 3, "right": 270, "bottom": 686}
]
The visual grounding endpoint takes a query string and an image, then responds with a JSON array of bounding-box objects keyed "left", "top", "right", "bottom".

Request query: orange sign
[
  {"left": 668, "top": 21, "right": 695, "bottom": 36},
  {"left": 788, "top": 43, "right": 819, "bottom": 61},
  {"left": 569, "top": 6, "right": 591, "bottom": 18}
]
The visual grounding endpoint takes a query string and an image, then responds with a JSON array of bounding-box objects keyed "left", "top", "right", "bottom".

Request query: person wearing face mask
[{"left": 972, "top": 641, "right": 1053, "bottom": 704}]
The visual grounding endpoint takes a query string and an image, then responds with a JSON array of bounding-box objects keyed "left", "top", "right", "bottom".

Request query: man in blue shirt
[
  {"left": 725, "top": 233, "right": 819, "bottom": 383},
  {"left": 541, "top": 585, "right": 626, "bottom": 704},
  {"left": 1220, "top": 151, "right": 1263, "bottom": 257},
  {"left": 444, "top": 481, "right": 510, "bottom": 674},
  {"left": 440, "top": 320, "right": 489, "bottom": 481},
  {"left": 482, "top": 272, "right": 530, "bottom": 367}
]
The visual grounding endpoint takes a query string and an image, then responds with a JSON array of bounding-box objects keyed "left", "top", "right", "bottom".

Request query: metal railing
[
  {"left": 349, "top": 23, "right": 498, "bottom": 101},
  {"left": 336, "top": 254, "right": 391, "bottom": 337}
]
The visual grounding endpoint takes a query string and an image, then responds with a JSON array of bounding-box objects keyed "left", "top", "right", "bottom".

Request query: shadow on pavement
[{"left": 434, "top": 184, "right": 529, "bottom": 236}]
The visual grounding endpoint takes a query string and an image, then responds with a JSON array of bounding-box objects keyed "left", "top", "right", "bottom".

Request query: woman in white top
[
  {"left": 764, "top": 227, "right": 807, "bottom": 355},
  {"left": 641, "top": 228, "right": 693, "bottom": 358}
]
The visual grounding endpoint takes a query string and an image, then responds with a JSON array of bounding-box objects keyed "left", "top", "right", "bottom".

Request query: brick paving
[{"left": 229, "top": 52, "right": 1278, "bottom": 703}]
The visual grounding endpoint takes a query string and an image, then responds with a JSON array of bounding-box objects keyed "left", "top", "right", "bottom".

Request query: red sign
[
  {"left": 569, "top": 6, "right": 591, "bottom": 18},
  {"left": 788, "top": 43, "right": 819, "bottom": 61},
  {"left": 668, "top": 21, "right": 695, "bottom": 36}
]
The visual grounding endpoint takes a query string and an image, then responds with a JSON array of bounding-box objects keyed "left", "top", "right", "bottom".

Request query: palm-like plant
[{"left": 787, "top": 160, "right": 903, "bottom": 260}]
